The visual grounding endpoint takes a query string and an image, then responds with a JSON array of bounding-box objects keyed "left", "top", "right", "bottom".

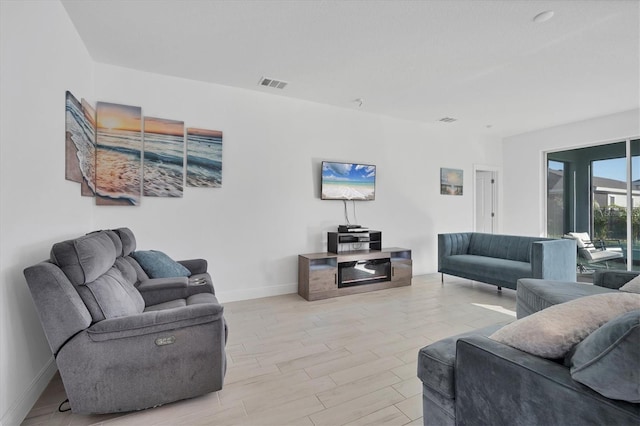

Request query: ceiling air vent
[
  {"left": 438, "top": 117, "right": 458, "bottom": 123},
  {"left": 258, "top": 77, "right": 288, "bottom": 90}
]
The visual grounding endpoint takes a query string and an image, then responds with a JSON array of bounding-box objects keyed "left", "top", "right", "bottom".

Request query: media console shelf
[
  {"left": 298, "top": 247, "right": 412, "bottom": 301},
  {"left": 328, "top": 230, "right": 381, "bottom": 253}
]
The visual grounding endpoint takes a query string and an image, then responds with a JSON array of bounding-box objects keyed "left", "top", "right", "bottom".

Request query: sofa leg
[
  {"left": 441, "top": 273, "right": 444, "bottom": 283},
  {"left": 497, "top": 286, "right": 502, "bottom": 291}
]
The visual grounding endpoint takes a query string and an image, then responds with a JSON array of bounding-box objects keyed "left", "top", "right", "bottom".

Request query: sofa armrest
[
  {"left": 455, "top": 335, "right": 639, "bottom": 426},
  {"left": 438, "top": 233, "right": 472, "bottom": 271},
  {"left": 178, "top": 259, "right": 208, "bottom": 275},
  {"left": 87, "top": 303, "right": 224, "bottom": 342},
  {"left": 594, "top": 270, "right": 639, "bottom": 289},
  {"left": 137, "top": 277, "right": 188, "bottom": 292},
  {"left": 531, "top": 239, "right": 576, "bottom": 282}
]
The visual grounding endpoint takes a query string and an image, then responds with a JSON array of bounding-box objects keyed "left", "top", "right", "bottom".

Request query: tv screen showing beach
[{"left": 321, "top": 161, "right": 376, "bottom": 200}]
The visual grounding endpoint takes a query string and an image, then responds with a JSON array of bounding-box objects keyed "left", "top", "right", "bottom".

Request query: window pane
[
  {"left": 592, "top": 157, "right": 626, "bottom": 240},
  {"left": 632, "top": 139, "right": 640, "bottom": 271},
  {"left": 547, "top": 160, "right": 565, "bottom": 238}
]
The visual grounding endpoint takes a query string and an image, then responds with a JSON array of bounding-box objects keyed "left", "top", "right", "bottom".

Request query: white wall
[
  {"left": 502, "top": 109, "right": 640, "bottom": 237},
  {"left": 92, "top": 63, "right": 503, "bottom": 301},
  {"left": 0, "top": 2, "right": 503, "bottom": 424},
  {"left": 0, "top": 1, "right": 95, "bottom": 425}
]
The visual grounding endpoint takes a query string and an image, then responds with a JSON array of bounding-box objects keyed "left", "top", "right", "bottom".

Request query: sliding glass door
[{"left": 547, "top": 139, "right": 638, "bottom": 271}]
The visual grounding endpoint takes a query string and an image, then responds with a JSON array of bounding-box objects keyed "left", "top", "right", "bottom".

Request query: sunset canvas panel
[
  {"left": 186, "top": 128, "right": 223, "bottom": 188},
  {"left": 96, "top": 102, "right": 143, "bottom": 206},
  {"left": 80, "top": 99, "right": 96, "bottom": 196},
  {"left": 143, "top": 117, "right": 185, "bottom": 197}
]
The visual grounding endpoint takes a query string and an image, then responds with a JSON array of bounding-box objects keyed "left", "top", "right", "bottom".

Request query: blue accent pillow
[
  {"left": 130, "top": 250, "right": 191, "bottom": 278},
  {"left": 567, "top": 309, "right": 640, "bottom": 403}
]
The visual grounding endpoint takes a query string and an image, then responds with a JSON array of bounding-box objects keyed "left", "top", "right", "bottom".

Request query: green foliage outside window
[{"left": 594, "top": 204, "right": 640, "bottom": 245}]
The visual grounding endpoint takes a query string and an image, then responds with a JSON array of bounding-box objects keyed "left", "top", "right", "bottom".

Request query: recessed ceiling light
[{"left": 533, "top": 10, "right": 554, "bottom": 23}]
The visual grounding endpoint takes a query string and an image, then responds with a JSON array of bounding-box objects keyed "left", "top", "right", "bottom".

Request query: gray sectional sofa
[
  {"left": 438, "top": 232, "right": 576, "bottom": 290},
  {"left": 23, "top": 228, "right": 227, "bottom": 414},
  {"left": 418, "top": 270, "right": 640, "bottom": 426}
]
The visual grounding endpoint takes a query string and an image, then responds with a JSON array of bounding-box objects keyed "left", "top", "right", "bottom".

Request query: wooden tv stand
[{"left": 298, "top": 247, "right": 412, "bottom": 301}]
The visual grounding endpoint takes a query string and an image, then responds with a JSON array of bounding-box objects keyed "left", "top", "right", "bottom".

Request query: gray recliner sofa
[
  {"left": 418, "top": 270, "right": 640, "bottom": 425},
  {"left": 438, "top": 232, "right": 576, "bottom": 290},
  {"left": 23, "top": 228, "right": 227, "bottom": 414}
]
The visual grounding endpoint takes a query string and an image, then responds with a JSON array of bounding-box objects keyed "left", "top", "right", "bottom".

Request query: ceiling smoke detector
[
  {"left": 258, "top": 76, "right": 288, "bottom": 89},
  {"left": 438, "top": 117, "right": 458, "bottom": 123}
]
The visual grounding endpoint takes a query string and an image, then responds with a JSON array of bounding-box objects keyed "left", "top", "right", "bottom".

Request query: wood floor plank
[
  {"left": 329, "top": 356, "right": 405, "bottom": 386},
  {"left": 343, "top": 405, "right": 411, "bottom": 426},
  {"left": 304, "top": 351, "right": 380, "bottom": 379},
  {"left": 309, "top": 387, "right": 405, "bottom": 426},
  {"left": 395, "top": 393, "right": 423, "bottom": 421},
  {"left": 316, "top": 371, "right": 402, "bottom": 408}
]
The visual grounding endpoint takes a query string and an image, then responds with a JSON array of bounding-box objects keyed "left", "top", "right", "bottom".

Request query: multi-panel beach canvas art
[
  {"left": 143, "top": 117, "right": 185, "bottom": 197},
  {"left": 64, "top": 91, "right": 223, "bottom": 205},
  {"left": 96, "top": 102, "right": 143, "bottom": 206},
  {"left": 186, "top": 128, "right": 223, "bottom": 188}
]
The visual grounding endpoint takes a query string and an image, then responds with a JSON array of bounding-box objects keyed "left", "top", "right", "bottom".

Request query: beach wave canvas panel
[
  {"left": 143, "top": 117, "right": 185, "bottom": 197},
  {"left": 80, "top": 99, "right": 96, "bottom": 196},
  {"left": 186, "top": 128, "right": 223, "bottom": 188},
  {"left": 65, "top": 92, "right": 97, "bottom": 196},
  {"left": 65, "top": 91, "right": 84, "bottom": 184},
  {"left": 96, "top": 102, "right": 143, "bottom": 206}
]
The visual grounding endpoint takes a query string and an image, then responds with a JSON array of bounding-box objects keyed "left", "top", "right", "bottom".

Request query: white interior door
[{"left": 475, "top": 170, "right": 496, "bottom": 233}]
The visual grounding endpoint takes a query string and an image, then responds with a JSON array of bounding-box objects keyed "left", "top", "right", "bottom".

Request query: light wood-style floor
[{"left": 22, "top": 274, "right": 517, "bottom": 426}]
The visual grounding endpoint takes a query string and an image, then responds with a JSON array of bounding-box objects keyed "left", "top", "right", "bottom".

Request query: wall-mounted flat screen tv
[{"left": 321, "top": 161, "right": 376, "bottom": 200}]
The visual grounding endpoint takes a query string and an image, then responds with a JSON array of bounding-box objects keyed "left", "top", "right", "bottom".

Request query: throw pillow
[
  {"left": 489, "top": 293, "right": 640, "bottom": 358},
  {"left": 620, "top": 275, "right": 640, "bottom": 294},
  {"left": 130, "top": 250, "right": 191, "bottom": 278},
  {"left": 567, "top": 310, "right": 640, "bottom": 403}
]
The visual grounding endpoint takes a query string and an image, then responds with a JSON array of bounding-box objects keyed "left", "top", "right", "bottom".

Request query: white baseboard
[
  {"left": 1, "top": 357, "right": 57, "bottom": 426},
  {"left": 216, "top": 282, "right": 298, "bottom": 303}
]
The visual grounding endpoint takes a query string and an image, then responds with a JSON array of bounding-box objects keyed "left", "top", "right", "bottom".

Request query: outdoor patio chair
[{"left": 563, "top": 232, "right": 625, "bottom": 272}]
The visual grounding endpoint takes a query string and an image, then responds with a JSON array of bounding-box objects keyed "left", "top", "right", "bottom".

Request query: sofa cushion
[
  {"left": 131, "top": 250, "right": 191, "bottom": 278},
  {"left": 516, "top": 278, "right": 616, "bottom": 319},
  {"left": 490, "top": 293, "right": 640, "bottom": 359},
  {"left": 51, "top": 232, "right": 117, "bottom": 285},
  {"left": 114, "top": 227, "right": 137, "bottom": 256},
  {"left": 620, "top": 276, "right": 640, "bottom": 294},
  {"left": 567, "top": 310, "right": 640, "bottom": 403},
  {"left": 417, "top": 324, "right": 504, "bottom": 399},
  {"left": 78, "top": 266, "right": 145, "bottom": 321},
  {"left": 468, "top": 233, "right": 541, "bottom": 262},
  {"left": 443, "top": 255, "right": 531, "bottom": 284}
]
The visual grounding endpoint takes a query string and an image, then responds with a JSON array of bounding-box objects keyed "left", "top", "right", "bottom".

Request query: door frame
[{"left": 473, "top": 164, "right": 501, "bottom": 233}]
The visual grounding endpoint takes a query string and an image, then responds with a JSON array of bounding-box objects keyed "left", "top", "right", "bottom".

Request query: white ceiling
[{"left": 61, "top": 0, "right": 639, "bottom": 138}]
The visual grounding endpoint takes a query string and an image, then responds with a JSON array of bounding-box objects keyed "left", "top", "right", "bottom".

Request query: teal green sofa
[{"left": 438, "top": 232, "right": 576, "bottom": 290}]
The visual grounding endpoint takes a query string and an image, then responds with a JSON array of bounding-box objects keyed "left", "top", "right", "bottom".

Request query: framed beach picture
[
  {"left": 186, "top": 128, "right": 223, "bottom": 188},
  {"left": 95, "top": 102, "right": 143, "bottom": 206},
  {"left": 143, "top": 117, "right": 185, "bottom": 197},
  {"left": 440, "top": 167, "right": 463, "bottom": 195}
]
